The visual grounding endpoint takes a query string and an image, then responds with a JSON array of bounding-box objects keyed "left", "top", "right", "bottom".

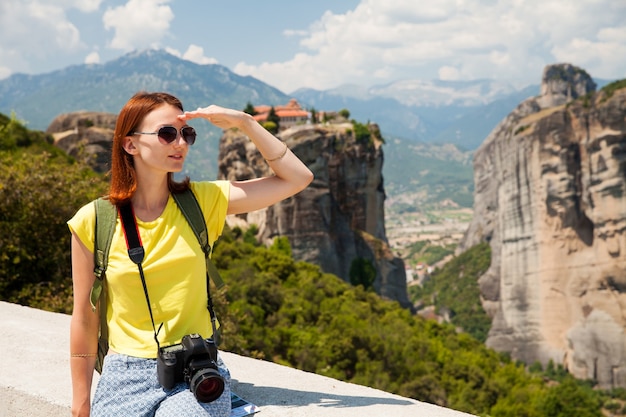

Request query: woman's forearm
[
  {"left": 70, "top": 310, "right": 99, "bottom": 416},
  {"left": 239, "top": 114, "right": 313, "bottom": 190}
]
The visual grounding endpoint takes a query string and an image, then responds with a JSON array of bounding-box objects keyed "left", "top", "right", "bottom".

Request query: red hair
[{"left": 108, "top": 92, "right": 190, "bottom": 205}]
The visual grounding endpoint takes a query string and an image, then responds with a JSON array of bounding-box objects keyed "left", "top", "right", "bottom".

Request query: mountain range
[
  {"left": 0, "top": 49, "right": 286, "bottom": 133},
  {"left": 293, "top": 81, "right": 538, "bottom": 149},
  {"left": 0, "top": 49, "right": 613, "bottom": 208},
  {"left": 0, "top": 48, "right": 538, "bottom": 149}
]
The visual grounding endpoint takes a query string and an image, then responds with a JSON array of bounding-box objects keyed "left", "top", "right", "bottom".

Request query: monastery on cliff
[{"left": 253, "top": 99, "right": 310, "bottom": 130}]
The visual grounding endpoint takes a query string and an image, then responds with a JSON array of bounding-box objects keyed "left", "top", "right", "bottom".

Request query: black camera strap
[
  {"left": 118, "top": 202, "right": 163, "bottom": 351},
  {"left": 171, "top": 191, "right": 221, "bottom": 346},
  {"left": 118, "top": 200, "right": 222, "bottom": 351}
]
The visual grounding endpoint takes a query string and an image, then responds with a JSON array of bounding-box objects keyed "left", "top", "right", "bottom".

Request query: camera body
[{"left": 157, "top": 333, "right": 225, "bottom": 403}]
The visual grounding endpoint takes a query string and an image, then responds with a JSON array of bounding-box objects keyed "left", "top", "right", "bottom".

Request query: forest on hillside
[{"left": 2, "top": 113, "right": 626, "bottom": 416}]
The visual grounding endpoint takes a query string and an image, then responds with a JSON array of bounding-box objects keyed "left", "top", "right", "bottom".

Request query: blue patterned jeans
[{"left": 91, "top": 353, "right": 231, "bottom": 417}]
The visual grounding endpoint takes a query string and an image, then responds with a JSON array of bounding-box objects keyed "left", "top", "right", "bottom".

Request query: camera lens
[{"left": 190, "top": 368, "right": 225, "bottom": 403}]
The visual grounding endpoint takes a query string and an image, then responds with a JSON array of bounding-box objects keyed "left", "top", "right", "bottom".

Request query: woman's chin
[{"left": 168, "top": 161, "right": 186, "bottom": 173}]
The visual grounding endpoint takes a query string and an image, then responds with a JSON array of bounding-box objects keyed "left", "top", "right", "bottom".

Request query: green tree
[
  {"left": 539, "top": 378, "right": 602, "bottom": 417},
  {"left": 0, "top": 113, "right": 51, "bottom": 150},
  {"left": 0, "top": 113, "right": 108, "bottom": 312},
  {"left": 262, "top": 121, "right": 278, "bottom": 134},
  {"left": 348, "top": 257, "right": 376, "bottom": 290},
  {"left": 270, "top": 236, "right": 292, "bottom": 257},
  {"left": 243, "top": 102, "right": 257, "bottom": 115},
  {"left": 0, "top": 152, "right": 107, "bottom": 312},
  {"left": 267, "top": 106, "right": 280, "bottom": 130},
  {"left": 351, "top": 120, "right": 372, "bottom": 145},
  {"left": 410, "top": 242, "right": 491, "bottom": 342}
]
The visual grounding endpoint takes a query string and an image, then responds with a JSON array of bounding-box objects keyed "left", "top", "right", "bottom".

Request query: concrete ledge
[{"left": 0, "top": 302, "right": 475, "bottom": 417}]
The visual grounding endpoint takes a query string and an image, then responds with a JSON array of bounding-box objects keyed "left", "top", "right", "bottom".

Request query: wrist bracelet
[
  {"left": 71, "top": 353, "right": 97, "bottom": 358},
  {"left": 265, "top": 141, "right": 288, "bottom": 162}
]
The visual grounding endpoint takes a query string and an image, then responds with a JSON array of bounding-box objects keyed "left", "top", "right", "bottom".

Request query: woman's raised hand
[{"left": 178, "top": 105, "right": 252, "bottom": 130}]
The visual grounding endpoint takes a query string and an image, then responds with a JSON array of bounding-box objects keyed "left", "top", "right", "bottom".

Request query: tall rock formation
[
  {"left": 460, "top": 64, "right": 626, "bottom": 388},
  {"left": 218, "top": 123, "right": 411, "bottom": 308},
  {"left": 47, "top": 111, "right": 116, "bottom": 173}
]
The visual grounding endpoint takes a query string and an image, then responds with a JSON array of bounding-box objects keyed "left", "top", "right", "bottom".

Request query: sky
[{"left": 1, "top": 0, "right": 625, "bottom": 93}]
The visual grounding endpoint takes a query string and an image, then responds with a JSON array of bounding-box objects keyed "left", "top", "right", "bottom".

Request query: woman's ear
[{"left": 122, "top": 135, "right": 138, "bottom": 155}]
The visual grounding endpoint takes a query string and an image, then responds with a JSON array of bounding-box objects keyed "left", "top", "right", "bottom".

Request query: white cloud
[
  {"left": 283, "top": 29, "right": 308, "bottom": 38},
  {"left": 0, "top": 67, "right": 11, "bottom": 80},
  {"left": 103, "top": 0, "right": 174, "bottom": 51},
  {"left": 438, "top": 66, "right": 461, "bottom": 81},
  {"left": 56, "top": 0, "right": 102, "bottom": 13},
  {"left": 0, "top": 1, "right": 83, "bottom": 52},
  {"left": 552, "top": 35, "right": 626, "bottom": 80},
  {"left": 1, "top": 0, "right": 625, "bottom": 90},
  {"left": 0, "top": 0, "right": 107, "bottom": 77},
  {"left": 182, "top": 45, "right": 218, "bottom": 65},
  {"left": 164, "top": 45, "right": 218, "bottom": 66},
  {"left": 164, "top": 47, "right": 182, "bottom": 58},
  {"left": 84, "top": 51, "right": 100, "bottom": 65},
  {"left": 0, "top": 0, "right": 89, "bottom": 75},
  {"left": 233, "top": 0, "right": 626, "bottom": 92}
]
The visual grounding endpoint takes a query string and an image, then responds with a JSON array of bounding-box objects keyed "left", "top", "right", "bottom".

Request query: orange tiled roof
[
  {"left": 253, "top": 99, "right": 309, "bottom": 122},
  {"left": 275, "top": 109, "right": 309, "bottom": 117}
]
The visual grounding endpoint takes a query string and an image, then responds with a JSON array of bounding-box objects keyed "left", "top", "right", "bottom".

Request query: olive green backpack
[{"left": 89, "top": 189, "right": 225, "bottom": 373}]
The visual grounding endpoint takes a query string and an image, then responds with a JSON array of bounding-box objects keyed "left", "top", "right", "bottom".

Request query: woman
[{"left": 68, "top": 92, "right": 313, "bottom": 417}]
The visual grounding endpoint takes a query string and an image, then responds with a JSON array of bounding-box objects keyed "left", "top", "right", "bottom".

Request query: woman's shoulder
[
  {"left": 189, "top": 180, "right": 230, "bottom": 198},
  {"left": 187, "top": 181, "right": 230, "bottom": 241},
  {"left": 69, "top": 199, "right": 98, "bottom": 224},
  {"left": 67, "top": 199, "right": 100, "bottom": 252}
]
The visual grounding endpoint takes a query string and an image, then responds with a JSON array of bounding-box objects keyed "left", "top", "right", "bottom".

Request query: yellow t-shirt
[{"left": 67, "top": 181, "right": 230, "bottom": 358}]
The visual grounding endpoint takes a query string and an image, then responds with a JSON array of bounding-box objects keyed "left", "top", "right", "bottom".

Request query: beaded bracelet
[
  {"left": 71, "top": 353, "right": 97, "bottom": 358},
  {"left": 265, "top": 141, "right": 288, "bottom": 162}
]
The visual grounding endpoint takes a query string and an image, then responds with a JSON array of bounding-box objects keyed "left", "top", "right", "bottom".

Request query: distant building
[
  {"left": 253, "top": 99, "right": 309, "bottom": 131},
  {"left": 409, "top": 263, "right": 434, "bottom": 286},
  {"left": 405, "top": 266, "right": 415, "bottom": 283}
]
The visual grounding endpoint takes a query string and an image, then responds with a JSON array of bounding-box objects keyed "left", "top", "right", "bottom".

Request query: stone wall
[{"left": 0, "top": 302, "right": 475, "bottom": 417}]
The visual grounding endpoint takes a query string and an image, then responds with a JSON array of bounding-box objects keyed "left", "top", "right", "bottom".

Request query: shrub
[{"left": 0, "top": 115, "right": 107, "bottom": 313}]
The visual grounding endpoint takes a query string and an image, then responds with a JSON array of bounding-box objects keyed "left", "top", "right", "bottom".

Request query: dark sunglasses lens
[
  {"left": 157, "top": 126, "right": 196, "bottom": 145},
  {"left": 157, "top": 126, "right": 178, "bottom": 143},
  {"left": 182, "top": 127, "right": 196, "bottom": 145}
]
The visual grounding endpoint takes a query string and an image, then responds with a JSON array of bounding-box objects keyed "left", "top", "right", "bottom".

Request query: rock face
[
  {"left": 47, "top": 111, "right": 116, "bottom": 173},
  {"left": 538, "top": 64, "right": 598, "bottom": 108},
  {"left": 460, "top": 64, "right": 626, "bottom": 388},
  {"left": 218, "top": 123, "right": 411, "bottom": 308}
]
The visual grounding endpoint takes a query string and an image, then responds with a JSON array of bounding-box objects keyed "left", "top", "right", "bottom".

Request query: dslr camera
[{"left": 157, "top": 333, "right": 225, "bottom": 402}]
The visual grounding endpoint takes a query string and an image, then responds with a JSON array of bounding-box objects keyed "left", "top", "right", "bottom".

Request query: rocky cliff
[
  {"left": 47, "top": 111, "right": 116, "bottom": 173},
  {"left": 460, "top": 64, "right": 626, "bottom": 388},
  {"left": 218, "top": 123, "right": 410, "bottom": 308}
]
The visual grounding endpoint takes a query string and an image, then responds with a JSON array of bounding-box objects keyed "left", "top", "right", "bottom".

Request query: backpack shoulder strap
[
  {"left": 90, "top": 197, "right": 117, "bottom": 310},
  {"left": 172, "top": 189, "right": 225, "bottom": 290},
  {"left": 91, "top": 197, "right": 117, "bottom": 374}
]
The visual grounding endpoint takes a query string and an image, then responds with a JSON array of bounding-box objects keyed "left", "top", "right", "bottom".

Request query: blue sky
[{"left": 1, "top": 0, "right": 625, "bottom": 93}]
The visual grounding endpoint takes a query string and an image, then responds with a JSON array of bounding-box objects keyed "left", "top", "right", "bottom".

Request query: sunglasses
[{"left": 132, "top": 126, "right": 196, "bottom": 145}]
